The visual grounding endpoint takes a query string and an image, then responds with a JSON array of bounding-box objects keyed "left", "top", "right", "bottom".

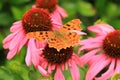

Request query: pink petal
[
  {"left": 95, "top": 59, "right": 115, "bottom": 80},
  {"left": 115, "top": 59, "right": 120, "bottom": 73},
  {"left": 65, "top": 62, "right": 68, "bottom": 70},
  {"left": 29, "top": 39, "right": 40, "bottom": 67},
  {"left": 50, "top": 11, "right": 62, "bottom": 25},
  {"left": 35, "top": 40, "right": 46, "bottom": 49},
  {"left": 61, "top": 64, "right": 64, "bottom": 71},
  {"left": 54, "top": 66, "right": 65, "bottom": 80},
  {"left": 38, "top": 65, "right": 49, "bottom": 76},
  {"left": 72, "top": 54, "right": 81, "bottom": 66},
  {"left": 41, "top": 60, "right": 48, "bottom": 69},
  {"left": 78, "top": 43, "right": 102, "bottom": 53},
  {"left": 88, "top": 24, "right": 115, "bottom": 36},
  {"left": 56, "top": 5, "right": 68, "bottom": 18},
  {"left": 51, "top": 65, "right": 55, "bottom": 70},
  {"left": 80, "top": 36, "right": 104, "bottom": 45},
  {"left": 51, "top": 18, "right": 62, "bottom": 30},
  {"left": 70, "top": 30, "right": 86, "bottom": 35},
  {"left": 10, "top": 21, "right": 23, "bottom": 32},
  {"left": 48, "top": 65, "right": 52, "bottom": 74},
  {"left": 3, "top": 41, "right": 10, "bottom": 49},
  {"left": 25, "top": 45, "right": 32, "bottom": 66},
  {"left": 80, "top": 49, "right": 101, "bottom": 66},
  {"left": 17, "top": 36, "right": 28, "bottom": 54},
  {"left": 69, "top": 60, "right": 80, "bottom": 80},
  {"left": 7, "top": 49, "right": 17, "bottom": 59},
  {"left": 9, "top": 31, "right": 25, "bottom": 50},
  {"left": 3, "top": 32, "right": 17, "bottom": 44},
  {"left": 88, "top": 54, "right": 106, "bottom": 66},
  {"left": 86, "top": 57, "right": 111, "bottom": 80}
]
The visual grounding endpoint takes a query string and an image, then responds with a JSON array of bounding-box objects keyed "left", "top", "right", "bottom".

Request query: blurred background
[{"left": 0, "top": 0, "right": 120, "bottom": 80}]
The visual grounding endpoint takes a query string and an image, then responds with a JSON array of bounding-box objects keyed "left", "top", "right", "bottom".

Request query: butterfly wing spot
[
  {"left": 66, "top": 24, "right": 70, "bottom": 27},
  {"left": 40, "top": 32, "right": 43, "bottom": 35}
]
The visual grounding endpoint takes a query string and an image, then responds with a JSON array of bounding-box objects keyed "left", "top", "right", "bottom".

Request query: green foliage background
[{"left": 0, "top": 0, "right": 120, "bottom": 80}]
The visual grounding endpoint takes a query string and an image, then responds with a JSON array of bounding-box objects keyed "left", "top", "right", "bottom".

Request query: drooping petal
[
  {"left": 29, "top": 39, "right": 40, "bottom": 67},
  {"left": 69, "top": 60, "right": 80, "bottom": 80},
  {"left": 41, "top": 60, "right": 48, "bottom": 69},
  {"left": 7, "top": 49, "right": 17, "bottom": 59},
  {"left": 17, "top": 36, "right": 28, "bottom": 54},
  {"left": 38, "top": 65, "right": 49, "bottom": 76},
  {"left": 50, "top": 10, "right": 62, "bottom": 25},
  {"left": 80, "top": 36, "right": 105, "bottom": 45},
  {"left": 25, "top": 45, "right": 32, "bottom": 66},
  {"left": 88, "top": 24, "right": 115, "bottom": 36},
  {"left": 56, "top": 5, "right": 68, "bottom": 18},
  {"left": 9, "top": 31, "right": 25, "bottom": 50},
  {"left": 88, "top": 53, "right": 107, "bottom": 66},
  {"left": 72, "top": 54, "right": 81, "bottom": 66},
  {"left": 95, "top": 58, "right": 115, "bottom": 80},
  {"left": 48, "top": 65, "right": 52, "bottom": 74},
  {"left": 3, "top": 32, "right": 17, "bottom": 45},
  {"left": 10, "top": 21, "right": 23, "bottom": 32},
  {"left": 115, "top": 59, "right": 120, "bottom": 73},
  {"left": 51, "top": 18, "right": 62, "bottom": 30},
  {"left": 54, "top": 66, "right": 65, "bottom": 80},
  {"left": 78, "top": 43, "right": 102, "bottom": 53},
  {"left": 80, "top": 49, "right": 100, "bottom": 66},
  {"left": 86, "top": 57, "right": 111, "bottom": 80}
]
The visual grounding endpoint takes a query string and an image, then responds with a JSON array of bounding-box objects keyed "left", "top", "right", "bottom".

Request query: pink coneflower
[
  {"left": 79, "top": 23, "right": 120, "bottom": 80},
  {"left": 33, "top": 0, "right": 68, "bottom": 24},
  {"left": 3, "top": 8, "right": 61, "bottom": 67},
  {"left": 36, "top": 44, "right": 81, "bottom": 80}
]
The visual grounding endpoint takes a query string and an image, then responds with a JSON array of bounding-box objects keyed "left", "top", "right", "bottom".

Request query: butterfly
[{"left": 27, "top": 19, "right": 82, "bottom": 51}]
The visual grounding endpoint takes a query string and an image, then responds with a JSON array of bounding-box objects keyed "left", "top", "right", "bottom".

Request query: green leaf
[
  {"left": 0, "top": 13, "right": 13, "bottom": 27},
  {"left": 111, "top": 73, "right": 120, "bottom": 80},
  {"left": 8, "top": 0, "right": 30, "bottom": 5},
  {"left": 77, "top": 1, "right": 96, "bottom": 17},
  {"left": 28, "top": 67, "right": 42, "bottom": 80},
  {"left": 63, "top": 69, "right": 72, "bottom": 80},
  {"left": 95, "top": 0, "right": 108, "bottom": 15},
  {"left": 61, "top": 2, "right": 77, "bottom": 17},
  {"left": 105, "top": 3, "right": 118, "bottom": 18},
  {"left": 5, "top": 60, "right": 29, "bottom": 80},
  {"left": 80, "top": 66, "right": 87, "bottom": 80},
  {"left": 0, "top": 33, "right": 4, "bottom": 49},
  {"left": 0, "top": 67, "right": 23, "bottom": 80},
  {"left": 0, "top": 0, "right": 2, "bottom": 11},
  {"left": 11, "top": 6, "right": 23, "bottom": 20},
  {"left": 108, "top": 19, "right": 120, "bottom": 29},
  {"left": 11, "top": 5, "right": 32, "bottom": 20}
]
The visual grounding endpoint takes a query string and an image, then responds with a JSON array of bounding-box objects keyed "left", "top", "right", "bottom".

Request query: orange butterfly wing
[
  {"left": 48, "top": 19, "right": 82, "bottom": 51},
  {"left": 27, "top": 19, "right": 82, "bottom": 51},
  {"left": 59, "top": 19, "right": 82, "bottom": 33},
  {"left": 27, "top": 31, "right": 54, "bottom": 42}
]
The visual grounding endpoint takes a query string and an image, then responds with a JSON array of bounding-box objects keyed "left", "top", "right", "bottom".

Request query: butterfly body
[{"left": 27, "top": 19, "right": 82, "bottom": 51}]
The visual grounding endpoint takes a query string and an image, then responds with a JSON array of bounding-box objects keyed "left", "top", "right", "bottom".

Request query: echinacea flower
[
  {"left": 79, "top": 23, "right": 120, "bottom": 80},
  {"left": 3, "top": 8, "right": 61, "bottom": 67},
  {"left": 26, "top": 18, "right": 86, "bottom": 80},
  {"left": 36, "top": 44, "right": 82, "bottom": 80},
  {"left": 33, "top": 0, "right": 68, "bottom": 24}
]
